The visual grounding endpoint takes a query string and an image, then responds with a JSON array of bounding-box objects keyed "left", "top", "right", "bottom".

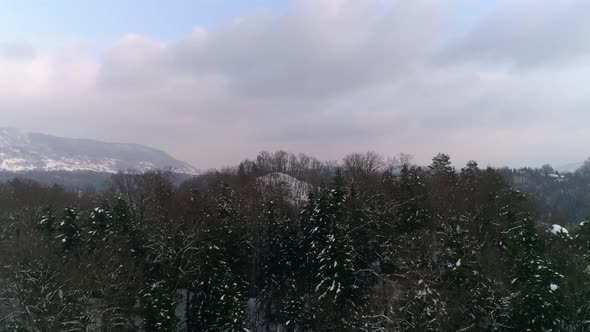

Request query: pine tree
[
  {"left": 302, "top": 171, "right": 365, "bottom": 330},
  {"left": 37, "top": 207, "right": 58, "bottom": 252},
  {"left": 258, "top": 199, "right": 302, "bottom": 329},
  {"left": 86, "top": 203, "right": 138, "bottom": 330},
  {"left": 139, "top": 271, "right": 177, "bottom": 331},
  {"left": 429, "top": 153, "right": 459, "bottom": 228},
  {"left": 429, "top": 153, "right": 455, "bottom": 179},
  {"left": 189, "top": 240, "right": 244, "bottom": 331},
  {"left": 86, "top": 206, "right": 112, "bottom": 253},
  {"left": 111, "top": 198, "right": 144, "bottom": 259},
  {"left": 57, "top": 208, "right": 82, "bottom": 253},
  {"left": 566, "top": 220, "right": 590, "bottom": 327},
  {"left": 38, "top": 206, "right": 57, "bottom": 234},
  {"left": 506, "top": 217, "right": 565, "bottom": 331},
  {"left": 395, "top": 164, "right": 430, "bottom": 232},
  {"left": 187, "top": 184, "right": 247, "bottom": 331},
  {"left": 238, "top": 162, "right": 249, "bottom": 184}
]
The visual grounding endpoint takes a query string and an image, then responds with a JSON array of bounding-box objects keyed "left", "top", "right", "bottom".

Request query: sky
[{"left": 2, "top": 0, "right": 590, "bottom": 169}]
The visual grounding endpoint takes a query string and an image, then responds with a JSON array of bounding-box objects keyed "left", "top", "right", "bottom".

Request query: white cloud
[{"left": 2, "top": 0, "right": 590, "bottom": 168}]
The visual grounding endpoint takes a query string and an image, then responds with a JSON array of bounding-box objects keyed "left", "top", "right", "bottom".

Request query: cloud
[
  {"left": 441, "top": 0, "right": 590, "bottom": 68},
  {"left": 1, "top": 42, "right": 36, "bottom": 60},
  {"left": 2, "top": 0, "right": 590, "bottom": 168}
]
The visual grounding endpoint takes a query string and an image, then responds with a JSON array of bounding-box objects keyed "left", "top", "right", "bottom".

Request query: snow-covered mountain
[{"left": 0, "top": 128, "right": 198, "bottom": 174}]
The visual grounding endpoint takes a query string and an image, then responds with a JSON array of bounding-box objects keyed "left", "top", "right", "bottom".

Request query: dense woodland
[
  {"left": 0, "top": 151, "right": 589, "bottom": 331},
  {"left": 499, "top": 161, "right": 590, "bottom": 227}
]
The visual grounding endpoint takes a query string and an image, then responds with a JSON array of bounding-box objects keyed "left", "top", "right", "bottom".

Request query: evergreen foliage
[{"left": 0, "top": 152, "right": 588, "bottom": 331}]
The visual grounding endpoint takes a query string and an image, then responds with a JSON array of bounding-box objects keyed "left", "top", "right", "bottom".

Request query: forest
[{"left": 0, "top": 151, "right": 589, "bottom": 331}]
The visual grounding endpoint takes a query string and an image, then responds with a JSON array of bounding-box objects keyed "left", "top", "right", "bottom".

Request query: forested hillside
[
  {"left": 499, "top": 158, "right": 590, "bottom": 227},
  {"left": 0, "top": 151, "right": 589, "bottom": 331}
]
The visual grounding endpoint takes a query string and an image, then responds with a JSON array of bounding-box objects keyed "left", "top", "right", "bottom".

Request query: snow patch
[
  {"left": 549, "top": 224, "right": 569, "bottom": 236},
  {"left": 257, "top": 172, "right": 313, "bottom": 205}
]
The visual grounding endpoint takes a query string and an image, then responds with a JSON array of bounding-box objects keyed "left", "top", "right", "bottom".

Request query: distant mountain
[
  {"left": 0, "top": 128, "right": 198, "bottom": 174},
  {"left": 556, "top": 162, "right": 583, "bottom": 173}
]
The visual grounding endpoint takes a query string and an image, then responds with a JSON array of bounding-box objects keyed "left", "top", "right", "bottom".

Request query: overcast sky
[{"left": 2, "top": 0, "right": 590, "bottom": 169}]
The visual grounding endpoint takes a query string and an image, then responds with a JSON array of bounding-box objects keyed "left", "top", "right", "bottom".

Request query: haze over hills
[
  {"left": 557, "top": 162, "right": 584, "bottom": 174},
  {"left": 0, "top": 128, "right": 198, "bottom": 174}
]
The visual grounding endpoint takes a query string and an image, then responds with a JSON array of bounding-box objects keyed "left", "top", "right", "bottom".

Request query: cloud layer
[{"left": 3, "top": 0, "right": 590, "bottom": 168}]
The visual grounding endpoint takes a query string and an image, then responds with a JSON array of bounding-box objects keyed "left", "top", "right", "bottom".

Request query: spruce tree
[
  {"left": 57, "top": 208, "right": 82, "bottom": 253},
  {"left": 395, "top": 164, "right": 430, "bottom": 232},
  {"left": 189, "top": 239, "right": 244, "bottom": 331},
  {"left": 259, "top": 199, "right": 302, "bottom": 329},
  {"left": 38, "top": 206, "right": 57, "bottom": 234},
  {"left": 187, "top": 184, "right": 247, "bottom": 331},
  {"left": 139, "top": 269, "right": 177, "bottom": 331},
  {"left": 506, "top": 217, "right": 564, "bottom": 331},
  {"left": 302, "top": 171, "right": 365, "bottom": 329}
]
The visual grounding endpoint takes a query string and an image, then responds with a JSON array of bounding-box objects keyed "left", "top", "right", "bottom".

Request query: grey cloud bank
[{"left": 2, "top": 0, "right": 590, "bottom": 169}]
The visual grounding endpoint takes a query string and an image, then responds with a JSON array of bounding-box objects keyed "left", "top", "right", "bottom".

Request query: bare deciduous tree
[
  {"left": 386, "top": 153, "right": 414, "bottom": 174},
  {"left": 343, "top": 151, "right": 384, "bottom": 180}
]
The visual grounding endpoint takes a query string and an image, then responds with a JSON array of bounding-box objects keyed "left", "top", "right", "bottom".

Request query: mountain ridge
[{"left": 0, "top": 128, "right": 198, "bottom": 174}]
